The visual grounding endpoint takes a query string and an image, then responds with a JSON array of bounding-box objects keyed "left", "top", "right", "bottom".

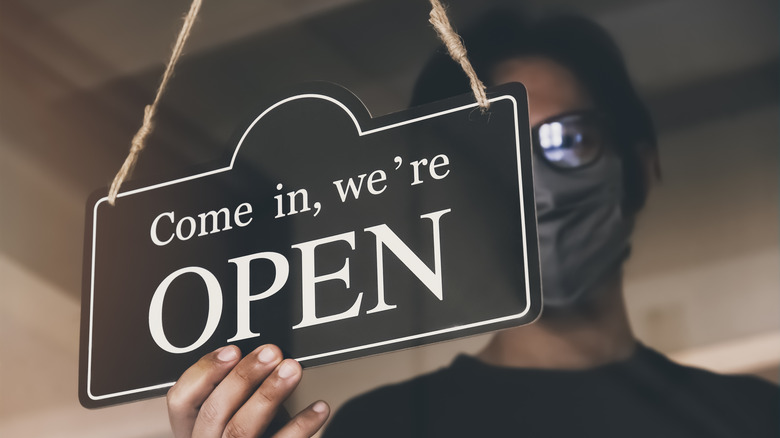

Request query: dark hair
[{"left": 411, "top": 10, "right": 659, "bottom": 214}]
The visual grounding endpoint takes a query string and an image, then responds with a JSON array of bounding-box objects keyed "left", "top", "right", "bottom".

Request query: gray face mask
[{"left": 533, "top": 151, "right": 633, "bottom": 308}]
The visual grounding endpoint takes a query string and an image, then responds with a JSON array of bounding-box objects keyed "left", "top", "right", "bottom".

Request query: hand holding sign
[{"left": 168, "top": 344, "right": 329, "bottom": 438}]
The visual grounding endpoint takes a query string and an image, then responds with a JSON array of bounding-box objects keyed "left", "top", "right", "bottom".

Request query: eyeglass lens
[{"left": 536, "top": 114, "right": 606, "bottom": 169}]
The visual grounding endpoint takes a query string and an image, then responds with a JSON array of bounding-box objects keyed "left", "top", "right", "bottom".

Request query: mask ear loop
[{"left": 107, "top": 0, "right": 487, "bottom": 205}]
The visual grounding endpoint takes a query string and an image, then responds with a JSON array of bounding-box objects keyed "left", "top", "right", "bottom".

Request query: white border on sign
[{"left": 86, "top": 93, "right": 532, "bottom": 401}]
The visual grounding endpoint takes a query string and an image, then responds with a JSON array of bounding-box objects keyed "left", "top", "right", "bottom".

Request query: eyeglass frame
[{"left": 530, "top": 109, "right": 615, "bottom": 172}]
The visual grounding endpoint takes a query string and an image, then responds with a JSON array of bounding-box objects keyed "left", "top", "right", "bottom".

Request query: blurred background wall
[{"left": 0, "top": 0, "right": 776, "bottom": 436}]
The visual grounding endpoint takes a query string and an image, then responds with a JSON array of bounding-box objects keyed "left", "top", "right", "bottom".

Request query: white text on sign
[{"left": 147, "top": 209, "right": 451, "bottom": 354}]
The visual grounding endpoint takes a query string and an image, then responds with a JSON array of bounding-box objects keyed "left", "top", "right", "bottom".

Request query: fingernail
[
  {"left": 217, "top": 346, "right": 239, "bottom": 362},
  {"left": 312, "top": 401, "right": 328, "bottom": 413},
  {"left": 277, "top": 361, "right": 298, "bottom": 379},
  {"left": 257, "top": 347, "right": 277, "bottom": 364}
]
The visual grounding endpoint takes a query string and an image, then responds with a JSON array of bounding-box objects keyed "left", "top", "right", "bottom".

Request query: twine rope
[
  {"left": 107, "top": 0, "right": 487, "bottom": 205},
  {"left": 428, "top": 0, "right": 490, "bottom": 111},
  {"left": 107, "top": 0, "right": 203, "bottom": 205}
]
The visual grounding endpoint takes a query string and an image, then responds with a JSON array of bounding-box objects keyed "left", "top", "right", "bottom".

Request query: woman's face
[{"left": 490, "top": 56, "right": 594, "bottom": 126}]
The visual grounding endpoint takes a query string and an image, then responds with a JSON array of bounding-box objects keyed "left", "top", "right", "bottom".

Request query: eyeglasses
[{"left": 531, "top": 110, "right": 612, "bottom": 170}]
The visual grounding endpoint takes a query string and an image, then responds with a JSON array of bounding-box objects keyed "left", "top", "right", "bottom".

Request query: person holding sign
[{"left": 165, "top": 10, "right": 778, "bottom": 438}]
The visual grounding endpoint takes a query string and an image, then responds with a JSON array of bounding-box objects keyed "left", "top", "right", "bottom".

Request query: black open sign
[{"left": 79, "top": 82, "right": 541, "bottom": 408}]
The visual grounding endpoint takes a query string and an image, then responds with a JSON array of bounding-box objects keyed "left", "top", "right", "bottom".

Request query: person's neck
[{"left": 476, "top": 274, "right": 637, "bottom": 370}]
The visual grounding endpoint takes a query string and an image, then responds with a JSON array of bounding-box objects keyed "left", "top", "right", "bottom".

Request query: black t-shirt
[{"left": 323, "top": 344, "right": 778, "bottom": 437}]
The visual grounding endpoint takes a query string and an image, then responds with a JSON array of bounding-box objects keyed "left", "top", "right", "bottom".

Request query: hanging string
[
  {"left": 107, "top": 0, "right": 486, "bottom": 204},
  {"left": 107, "top": 0, "right": 203, "bottom": 205},
  {"left": 428, "top": 0, "right": 490, "bottom": 112}
]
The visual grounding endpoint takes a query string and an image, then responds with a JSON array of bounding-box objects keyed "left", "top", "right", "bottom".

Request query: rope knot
[
  {"left": 107, "top": 0, "right": 202, "bottom": 206},
  {"left": 428, "top": 0, "right": 490, "bottom": 112}
]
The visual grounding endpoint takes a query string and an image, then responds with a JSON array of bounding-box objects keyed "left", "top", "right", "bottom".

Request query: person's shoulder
[
  {"left": 686, "top": 362, "right": 778, "bottom": 406},
  {"left": 322, "top": 363, "right": 459, "bottom": 438},
  {"left": 637, "top": 343, "right": 779, "bottom": 426},
  {"left": 642, "top": 344, "right": 778, "bottom": 395},
  {"left": 340, "top": 368, "right": 448, "bottom": 410}
]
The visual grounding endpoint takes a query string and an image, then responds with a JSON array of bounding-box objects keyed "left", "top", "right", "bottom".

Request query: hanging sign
[{"left": 79, "top": 82, "right": 541, "bottom": 408}]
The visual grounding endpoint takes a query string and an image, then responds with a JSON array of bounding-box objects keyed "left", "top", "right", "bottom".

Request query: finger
[
  {"left": 271, "top": 401, "right": 330, "bottom": 438},
  {"left": 193, "top": 344, "right": 284, "bottom": 437},
  {"left": 221, "top": 359, "right": 304, "bottom": 438},
  {"left": 263, "top": 407, "right": 293, "bottom": 437},
  {"left": 168, "top": 345, "right": 242, "bottom": 438}
]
